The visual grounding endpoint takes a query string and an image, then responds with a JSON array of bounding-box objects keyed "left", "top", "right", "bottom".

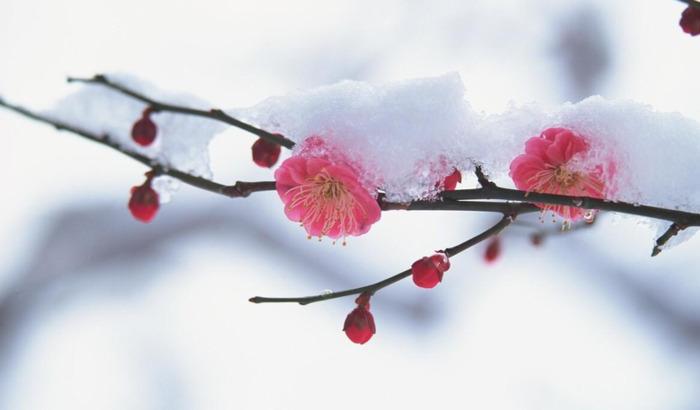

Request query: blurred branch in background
[
  {"left": 0, "top": 202, "right": 440, "bottom": 366},
  {"left": 2, "top": 200, "right": 700, "bottom": 405},
  {"left": 552, "top": 5, "right": 611, "bottom": 101}
]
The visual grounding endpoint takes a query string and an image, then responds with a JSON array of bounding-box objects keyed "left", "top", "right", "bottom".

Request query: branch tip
[
  {"left": 475, "top": 165, "right": 497, "bottom": 189},
  {"left": 651, "top": 222, "right": 687, "bottom": 257}
]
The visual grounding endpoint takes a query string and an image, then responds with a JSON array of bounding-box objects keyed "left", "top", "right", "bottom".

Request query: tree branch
[
  {"left": 442, "top": 188, "right": 700, "bottom": 227},
  {"left": 6, "top": 80, "right": 700, "bottom": 310},
  {"left": 379, "top": 196, "right": 539, "bottom": 215},
  {"left": 248, "top": 215, "right": 514, "bottom": 305},
  {"left": 66, "top": 74, "right": 296, "bottom": 149},
  {"left": 0, "top": 97, "right": 277, "bottom": 198},
  {"left": 54, "top": 75, "right": 700, "bottom": 228},
  {"left": 475, "top": 165, "right": 497, "bottom": 189},
  {"left": 4, "top": 96, "right": 700, "bottom": 227}
]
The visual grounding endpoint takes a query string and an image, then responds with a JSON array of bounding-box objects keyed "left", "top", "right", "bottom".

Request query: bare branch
[
  {"left": 474, "top": 165, "right": 497, "bottom": 189},
  {"left": 652, "top": 223, "right": 688, "bottom": 257},
  {"left": 249, "top": 215, "right": 514, "bottom": 305}
]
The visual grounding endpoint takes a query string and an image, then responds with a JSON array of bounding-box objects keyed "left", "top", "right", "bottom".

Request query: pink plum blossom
[
  {"left": 509, "top": 127, "right": 609, "bottom": 221},
  {"left": 275, "top": 137, "right": 381, "bottom": 241}
]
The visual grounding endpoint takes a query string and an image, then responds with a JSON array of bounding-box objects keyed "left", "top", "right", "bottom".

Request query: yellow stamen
[{"left": 286, "top": 169, "right": 367, "bottom": 239}]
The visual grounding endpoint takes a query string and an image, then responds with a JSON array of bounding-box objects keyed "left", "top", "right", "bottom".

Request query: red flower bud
[
  {"left": 680, "top": 6, "right": 700, "bottom": 36},
  {"left": 131, "top": 108, "right": 157, "bottom": 146},
  {"left": 128, "top": 179, "right": 159, "bottom": 223},
  {"left": 411, "top": 252, "right": 450, "bottom": 289},
  {"left": 252, "top": 137, "right": 281, "bottom": 168},
  {"left": 343, "top": 306, "right": 375, "bottom": 344},
  {"left": 484, "top": 237, "right": 501, "bottom": 263},
  {"left": 442, "top": 169, "right": 462, "bottom": 191}
]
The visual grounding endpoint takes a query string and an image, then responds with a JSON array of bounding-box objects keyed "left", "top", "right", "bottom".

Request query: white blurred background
[{"left": 2, "top": 0, "right": 700, "bottom": 409}]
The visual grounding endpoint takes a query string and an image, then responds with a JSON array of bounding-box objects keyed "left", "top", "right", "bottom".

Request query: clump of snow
[
  {"left": 555, "top": 98, "right": 700, "bottom": 213},
  {"left": 46, "top": 74, "right": 226, "bottom": 179},
  {"left": 151, "top": 175, "right": 180, "bottom": 204},
  {"left": 232, "top": 73, "right": 482, "bottom": 201},
  {"left": 235, "top": 73, "right": 700, "bottom": 248}
]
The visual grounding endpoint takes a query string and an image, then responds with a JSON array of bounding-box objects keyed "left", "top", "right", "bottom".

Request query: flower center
[
  {"left": 319, "top": 177, "right": 346, "bottom": 200},
  {"left": 525, "top": 162, "right": 606, "bottom": 221},
  {"left": 553, "top": 166, "right": 578, "bottom": 188},
  {"left": 286, "top": 169, "right": 366, "bottom": 239}
]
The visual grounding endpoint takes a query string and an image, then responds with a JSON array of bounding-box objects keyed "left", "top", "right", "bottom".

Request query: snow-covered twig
[
  {"left": 249, "top": 215, "right": 514, "bottom": 305},
  {"left": 3, "top": 96, "right": 700, "bottom": 231},
  {"left": 0, "top": 97, "right": 550, "bottom": 219},
  {"left": 54, "top": 75, "right": 700, "bottom": 228},
  {"left": 67, "top": 74, "right": 296, "bottom": 149},
  {"left": 0, "top": 98, "right": 277, "bottom": 198}
]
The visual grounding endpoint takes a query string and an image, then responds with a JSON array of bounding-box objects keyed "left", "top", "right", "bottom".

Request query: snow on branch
[{"left": 3, "top": 68, "right": 700, "bottom": 344}]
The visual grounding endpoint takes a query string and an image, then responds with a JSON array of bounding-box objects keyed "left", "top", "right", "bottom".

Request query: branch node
[{"left": 222, "top": 181, "right": 277, "bottom": 198}]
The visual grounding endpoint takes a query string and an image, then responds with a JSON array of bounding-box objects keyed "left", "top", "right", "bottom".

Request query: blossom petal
[
  {"left": 509, "top": 154, "right": 549, "bottom": 191},
  {"left": 546, "top": 130, "right": 588, "bottom": 164},
  {"left": 524, "top": 136, "right": 551, "bottom": 159}
]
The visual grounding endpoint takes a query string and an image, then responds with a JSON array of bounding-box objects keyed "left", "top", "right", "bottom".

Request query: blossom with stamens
[
  {"left": 274, "top": 137, "right": 381, "bottom": 240},
  {"left": 509, "top": 127, "right": 609, "bottom": 221}
]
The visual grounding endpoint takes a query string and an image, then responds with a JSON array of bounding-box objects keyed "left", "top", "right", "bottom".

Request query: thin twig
[
  {"left": 67, "top": 74, "right": 296, "bottom": 149},
  {"left": 652, "top": 223, "right": 688, "bottom": 257},
  {"left": 475, "top": 165, "right": 497, "bottom": 189},
  {"left": 248, "top": 215, "right": 514, "bottom": 305},
  {"left": 676, "top": 0, "right": 700, "bottom": 10},
  {"left": 0, "top": 98, "right": 277, "bottom": 198}
]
